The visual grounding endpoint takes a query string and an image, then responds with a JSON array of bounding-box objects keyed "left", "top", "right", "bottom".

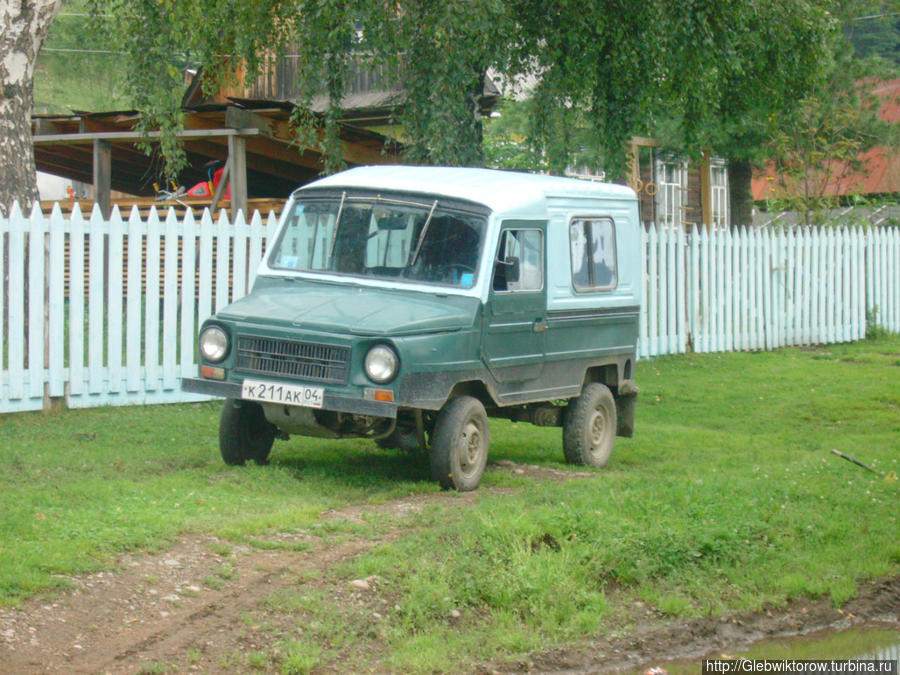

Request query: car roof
[{"left": 298, "top": 166, "right": 636, "bottom": 213}]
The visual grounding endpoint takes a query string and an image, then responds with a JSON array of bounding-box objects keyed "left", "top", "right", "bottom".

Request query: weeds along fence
[{"left": 0, "top": 204, "right": 898, "bottom": 413}]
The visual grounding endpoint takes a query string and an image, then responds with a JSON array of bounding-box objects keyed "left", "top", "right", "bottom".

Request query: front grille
[{"left": 235, "top": 336, "right": 351, "bottom": 384}]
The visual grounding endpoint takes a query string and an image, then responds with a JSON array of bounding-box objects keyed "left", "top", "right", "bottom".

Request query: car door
[{"left": 482, "top": 222, "right": 547, "bottom": 385}]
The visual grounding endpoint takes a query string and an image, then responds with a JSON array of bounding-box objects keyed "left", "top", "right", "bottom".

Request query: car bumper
[{"left": 180, "top": 377, "right": 398, "bottom": 418}]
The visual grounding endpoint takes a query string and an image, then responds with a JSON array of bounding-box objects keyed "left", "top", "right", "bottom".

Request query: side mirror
[{"left": 503, "top": 256, "right": 520, "bottom": 283}]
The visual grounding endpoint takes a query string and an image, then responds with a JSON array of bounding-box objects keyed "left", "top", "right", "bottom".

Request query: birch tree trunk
[{"left": 0, "top": 0, "right": 64, "bottom": 215}]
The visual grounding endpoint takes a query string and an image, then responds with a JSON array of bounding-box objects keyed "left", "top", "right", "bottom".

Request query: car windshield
[{"left": 269, "top": 193, "right": 488, "bottom": 288}]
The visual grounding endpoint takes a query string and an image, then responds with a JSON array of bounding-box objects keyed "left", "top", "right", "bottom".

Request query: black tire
[
  {"left": 219, "top": 399, "right": 276, "bottom": 466},
  {"left": 429, "top": 396, "right": 490, "bottom": 491},
  {"left": 562, "top": 383, "right": 617, "bottom": 467}
]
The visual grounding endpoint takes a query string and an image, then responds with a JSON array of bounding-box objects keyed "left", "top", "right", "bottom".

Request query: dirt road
[{"left": 1, "top": 462, "right": 897, "bottom": 674}]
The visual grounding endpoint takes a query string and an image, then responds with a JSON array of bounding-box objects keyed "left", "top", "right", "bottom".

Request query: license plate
[{"left": 241, "top": 378, "right": 324, "bottom": 408}]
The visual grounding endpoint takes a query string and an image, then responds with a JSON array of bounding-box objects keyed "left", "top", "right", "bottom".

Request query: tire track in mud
[{"left": 0, "top": 487, "right": 493, "bottom": 673}]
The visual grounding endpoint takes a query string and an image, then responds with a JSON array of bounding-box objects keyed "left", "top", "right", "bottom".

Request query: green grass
[
  {"left": 1, "top": 337, "right": 898, "bottom": 672},
  {"left": 0, "top": 402, "right": 438, "bottom": 604}
]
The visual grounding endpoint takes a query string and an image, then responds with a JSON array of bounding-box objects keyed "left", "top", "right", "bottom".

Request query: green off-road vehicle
[{"left": 182, "top": 166, "right": 641, "bottom": 490}]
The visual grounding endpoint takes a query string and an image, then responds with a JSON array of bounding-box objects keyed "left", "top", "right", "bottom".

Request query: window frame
[
  {"left": 709, "top": 159, "right": 729, "bottom": 227},
  {"left": 654, "top": 157, "right": 687, "bottom": 228},
  {"left": 568, "top": 216, "right": 618, "bottom": 293},
  {"left": 491, "top": 227, "right": 545, "bottom": 294}
]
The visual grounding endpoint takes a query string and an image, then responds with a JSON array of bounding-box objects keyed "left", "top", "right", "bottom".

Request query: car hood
[{"left": 218, "top": 280, "right": 480, "bottom": 336}]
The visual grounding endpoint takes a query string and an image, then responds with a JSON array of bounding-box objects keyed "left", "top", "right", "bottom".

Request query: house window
[
  {"left": 569, "top": 218, "right": 617, "bottom": 291},
  {"left": 655, "top": 159, "right": 687, "bottom": 227},
  {"left": 710, "top": 161, "right": 729, "bottom": 227}
]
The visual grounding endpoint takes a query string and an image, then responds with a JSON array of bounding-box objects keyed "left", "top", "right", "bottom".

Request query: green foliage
[
  {"left": 482, "top": 98, "right": 546, "bottom": 172},
  {"left": 75, "top": 0, "right": 845, "bottom": 186},
  {"left": 34, "top": 0, "right": 130, "bottom": 113},
  {"left": 844, "top": 1, "right": 900, "bottom": 64}
]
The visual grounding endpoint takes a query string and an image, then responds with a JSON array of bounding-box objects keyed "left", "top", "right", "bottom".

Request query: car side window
[
  {"left": 570, "top": 217, "right": 617, "bottom": 291},
  {"left": 492, "top": 229, "right": 543, "bottom": 292}
]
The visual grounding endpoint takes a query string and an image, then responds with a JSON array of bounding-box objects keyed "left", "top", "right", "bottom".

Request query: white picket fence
[
  {"left": 638, "top": 223, "right": 900, "bottom": 358},
  {"left": 0, "top": 203, "right": 277, "bottom": 413},
  {"left": 0, "top": 204, "right": 898, "bottom": 413}
]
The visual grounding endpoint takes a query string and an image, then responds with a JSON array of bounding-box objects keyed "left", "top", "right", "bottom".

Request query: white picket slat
[
  {"left": 107, "top": 207, "right": 124, "bottom": 393},
  {"left": 0, "top": 208, "right": 5, "bottom": 390},
  {"left": 87, "top": 206, "right": 106, "bottom": 395},
  {"left": 198, "top": 209, "right": 214, "bottom": 325},
  {"left": 162, "top": 209, "right": 179, "bottom": 390},
  {"left": 144, "top": 208, "right": 161, "bottom": 391},
  {"left": 700, "top": 228, "right": 713, "bottom": 352},
  {"left": 888, "top": 228, "right": 897, "bottom": 331},
  {"left": 180, "top": 210, "right": 197, "bottom": 379},
  {"left": 638, "top": 226, "right": 649, "bottom": 358},
  {"left": 126, "top": 207, "right": 143, "bottom": 392},
  {"left": 724, "top": 226, "right": 735, "bottom": 351},
  {"left": 232, "top": 210, "right": 248, "bottom": 302},
  {"left": 648, "top": 224, "right": 659, "bottom": 356},
  {"left": 7, "top": 204, "right": 25, "bottom": 401},
  {"left": 247, "top": 211, "right": 265, "bottom": 291},
  {"left": 215, "top": 210, "right": 231, "bottom": 314},
  {"left": 68, "top": 205, "right": 86, "bottom": 397},
  {"left": 675, "top": 225, "right": 686, "bottom": 353},
  {"left": 48, "top": 205, "right": 65, "bottom": 398},
  {"left": 28, "top": 205, "right": 45, "bottom": 399}
]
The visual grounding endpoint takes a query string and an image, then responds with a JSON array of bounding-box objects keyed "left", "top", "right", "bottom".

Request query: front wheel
[
  {"left": 562, "top": 383, "right": 617, "bottom": 467},
  {"left": 219, "top": 399, "right": 276, "bottom": 466},
  {"left": 429, "top": 396, "right": 490, "bottom": 491}
]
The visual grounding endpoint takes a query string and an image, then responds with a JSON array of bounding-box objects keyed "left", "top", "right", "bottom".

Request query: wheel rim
[
  {"left": 588, "top": 406, "right": 610, "bottom": 452},
  {"left": 458, "top": 420, "right": 484, "bottom": 478}
]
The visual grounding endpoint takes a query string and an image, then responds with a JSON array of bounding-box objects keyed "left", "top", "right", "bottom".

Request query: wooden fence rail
[{"left": 1, "top": 204, "right": 898, "bottom": 413}]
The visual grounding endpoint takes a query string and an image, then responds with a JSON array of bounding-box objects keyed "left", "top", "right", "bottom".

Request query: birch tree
[{"left": 0, "top": 0, "right": 64, "bottom": 214}]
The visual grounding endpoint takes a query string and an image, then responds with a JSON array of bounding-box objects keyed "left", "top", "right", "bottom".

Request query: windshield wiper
[
  {"left": 326, "top": 191, "right": 347, "bottom": 262},
  {"left": 409, "top": 199, "right": 439, "bottom": 266}
]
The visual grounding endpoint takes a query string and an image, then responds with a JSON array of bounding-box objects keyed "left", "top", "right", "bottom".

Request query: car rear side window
[{"left": 569, "top": 217, "right": 617, "bottom": 291}]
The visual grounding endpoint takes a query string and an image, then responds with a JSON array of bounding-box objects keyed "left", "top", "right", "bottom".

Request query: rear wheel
[
  {"left": 429, "top": 396, "right": 490, "bottom": 491},
  {"left": 219, "top": 399, "right": 276, "bottom": 466},
  {"left": 562, "top": 383, "right": 617, "bottom": 467}
]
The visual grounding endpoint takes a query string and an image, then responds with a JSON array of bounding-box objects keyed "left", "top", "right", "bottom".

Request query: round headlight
[
  {"left": 199, "top": 325, "right": 229, "bottom": 362},
  {"left": 364, "top": 344, "right": 399, "bottom": 384}
]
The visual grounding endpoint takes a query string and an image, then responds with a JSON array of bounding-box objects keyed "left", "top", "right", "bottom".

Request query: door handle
[{"left": 533, "top": 319, "right": 548, "bottom": 333}]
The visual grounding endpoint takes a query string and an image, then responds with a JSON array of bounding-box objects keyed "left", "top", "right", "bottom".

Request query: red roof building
[{"left": 753, "top": 78, "right": 899, "bottom": 201}]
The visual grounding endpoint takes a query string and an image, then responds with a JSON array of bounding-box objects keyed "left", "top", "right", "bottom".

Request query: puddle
[{"left": 634, "top": 624, "right": 899, "bottom": 674}]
